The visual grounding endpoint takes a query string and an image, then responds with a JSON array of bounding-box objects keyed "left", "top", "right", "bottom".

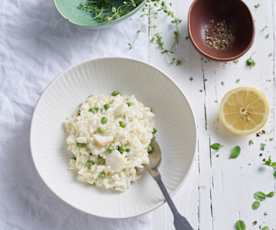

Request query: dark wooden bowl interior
[{"left": 189, "top": 0, "right": 254, "bottom": 60}]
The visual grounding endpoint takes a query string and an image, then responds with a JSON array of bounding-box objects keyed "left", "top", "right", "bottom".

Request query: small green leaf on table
[
  {"left": 230, "top": 146, "right": 241, "bottom": 159},
  {"left": 251, "top": 200, "right": 260, "bottom": 210},
  {"left": 254, "top": 191, "right": 266, "bottom": 201},
  {"left": 235, "top": 220, "right": 246, "bottom": 230},
  {"left": 210, "top": 143, "right": 223, "bottom": 151}
]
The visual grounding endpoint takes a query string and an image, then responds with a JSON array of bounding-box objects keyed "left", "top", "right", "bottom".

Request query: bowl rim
[
  {"left": 30, "top": 57, "right": 197, "bottom": 219},
  {"left": 52, "top": 0, "right": 145, "bottom": 28},
  {"left": 188, "top": 0, "right": 255, "bottom": 61}
]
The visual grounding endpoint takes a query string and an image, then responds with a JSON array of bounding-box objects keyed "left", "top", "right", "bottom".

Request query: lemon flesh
[{"left": 219, "top": 87, "right": 269, "bottom": 135}]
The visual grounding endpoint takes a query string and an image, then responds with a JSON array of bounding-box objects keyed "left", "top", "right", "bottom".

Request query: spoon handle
[{"left": 153, "top": 172, "right": 194, "bottom": 230}]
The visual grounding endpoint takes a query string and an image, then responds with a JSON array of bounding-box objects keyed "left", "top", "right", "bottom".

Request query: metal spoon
[{"left": 145, "top": 139, "right": 194, "bottom": 230}]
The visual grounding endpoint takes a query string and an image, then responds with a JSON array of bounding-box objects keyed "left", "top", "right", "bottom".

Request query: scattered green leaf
[
  {"left": 264, "top": 156, "right": 272, "bottom": 166},
  {"left": 210, "top": 143, "right": 223, "bottom": 151},
  {"left": 230, "top": 146, "right": 241, "bottom": 159},
  {"left": 251, "top": 200, "right": 260, "bottom": 210},
  {"left": 235, "top": 220, "right": 246, "bottom": 230},
  {"left": 264, "top": 156, "right": 276, "bottom": 170},
  {"left": 261, "top": 226, "right": 269, "bottom": 230},
  {"left": 271, "top": 162, "right": 276, "bottom": 169},
  {"left": 266, "top": 191, "right": 274, "bottom": 198},
  {"left": 254, "top": 191, "right": 266, "bottom": 201},
  {"left": 246, "top": 57, "right": 256, "bottom": 67}
]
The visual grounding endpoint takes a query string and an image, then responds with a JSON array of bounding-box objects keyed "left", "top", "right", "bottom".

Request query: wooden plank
[{"left": 146, "top": 0, "right": 276, "bottom": 229}]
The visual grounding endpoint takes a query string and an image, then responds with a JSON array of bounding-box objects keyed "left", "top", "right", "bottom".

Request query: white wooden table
[
  {"left": 147, "top": 0, "right": 276, "bottom": 229},
  {"left": 0, "top": 0, "right": 275, "bottom": 229}
]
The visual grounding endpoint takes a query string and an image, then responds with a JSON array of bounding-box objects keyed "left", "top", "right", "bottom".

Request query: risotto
[{"left": 64, "top": 91, "right": 156, "bottom": 192}]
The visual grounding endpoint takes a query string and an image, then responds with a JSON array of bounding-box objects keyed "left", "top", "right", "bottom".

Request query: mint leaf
[
  {"left": 264, "top": 156, "right": 272, "bottom": 166},
  {"left": 235, "top": 220, "right": 246, "bottom": 230},
  {"left": 251, "top": 200, "right": 260, "bottom": 210},
  {"left": 271, "top": 162, "right": 276, "bottom": 169},
  {"left": 210, "top": 143, "right": 223, "bottom": 151},
  {"left": 266, "top": 191, "right": 274, "bottom": 198},
  {"left": 264, "top": 157, "right": 276, "bottom": 171},
  {"left": 230, "top": 146, "right": 241, "bottom": 159},
  {"left": 254, "top": 191, "right": 266, "bottom": 201}
]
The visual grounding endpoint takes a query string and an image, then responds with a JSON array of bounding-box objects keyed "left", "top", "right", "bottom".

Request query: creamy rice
[{"left": 64, "top": 91, "right": 156, "bottom": 192}]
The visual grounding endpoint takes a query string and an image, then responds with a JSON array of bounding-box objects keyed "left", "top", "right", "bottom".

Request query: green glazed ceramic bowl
[{"left": 53, "top": 0, "right": 145, "bottom": 28}]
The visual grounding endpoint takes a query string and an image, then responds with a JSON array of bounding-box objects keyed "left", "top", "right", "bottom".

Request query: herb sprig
[
  {"left": 78, "top": 0, "right": 144, "bottom": 23},
  {"left": 145, "top": 0, "right": 182, "bottom": 65}
]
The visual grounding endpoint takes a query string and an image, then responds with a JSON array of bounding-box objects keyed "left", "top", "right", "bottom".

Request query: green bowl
[{"left": 53, "top": 0, "right": 145, "bottom": 28}]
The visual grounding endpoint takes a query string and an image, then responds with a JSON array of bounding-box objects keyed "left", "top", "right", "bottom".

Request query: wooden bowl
[{"left": 188, "top": 0, "right": 254, "bottom": 61}]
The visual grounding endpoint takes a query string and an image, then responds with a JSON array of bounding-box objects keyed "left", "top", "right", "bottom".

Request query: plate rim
[{"left": 30, "top": 57, "right": 197, "bottom": 219}]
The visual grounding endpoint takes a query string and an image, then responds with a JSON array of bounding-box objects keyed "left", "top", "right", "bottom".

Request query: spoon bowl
[
  {"left": 146, "top": 139, "right": 194, "bottom": 230},
  {"left": 148, "top": 139, "right": 162, "bottom": 170}
]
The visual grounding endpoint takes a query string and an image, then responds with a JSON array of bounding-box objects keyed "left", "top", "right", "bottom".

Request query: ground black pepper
[{"left": 204, "top": 19, "right": 235, "bottom": 50}]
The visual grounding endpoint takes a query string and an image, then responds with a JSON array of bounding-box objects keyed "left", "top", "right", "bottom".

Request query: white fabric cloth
[{"left": 0, "top": 0, "right": 152, "bottom": 229}]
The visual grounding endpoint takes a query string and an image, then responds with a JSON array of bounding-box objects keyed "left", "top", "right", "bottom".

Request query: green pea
[
  {"left": 85, "top": 160, "right": 95, "bottom": 169},
  {"left": 77, "top": 143, "right": 87, "bottom": 148},
  {"left": 96, "top": 156, "right": 106, "bottom": 165},
  {"left": 127, "top": 101, "right": 133, "bottom": 107},
  {"left": 89, "top": 107, "right": 99, "bottom": 113},
  {"left": 119, "top": 121, "right": 126, "bottom": 128},
  {"left": 101, "top": 117, "right": 108, "bottom": 124},
  {"left": 104, "top": 103, "right": 110, "bottom": 110},
  {"left": 106, "top": 146, "right": 114, "bottom": 154},
  {"left": 111, "top": 90, "right": 120, "bottom": 96}
]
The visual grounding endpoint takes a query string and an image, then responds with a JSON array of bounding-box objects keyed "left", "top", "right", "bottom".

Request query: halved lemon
[{"left": 219, "top": 87, "right": 269, "bottom": 135}]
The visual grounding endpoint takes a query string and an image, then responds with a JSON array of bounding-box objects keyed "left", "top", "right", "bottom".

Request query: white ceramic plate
[{"left": 30, "top": 58, "right": 196, "bottom": 219}]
